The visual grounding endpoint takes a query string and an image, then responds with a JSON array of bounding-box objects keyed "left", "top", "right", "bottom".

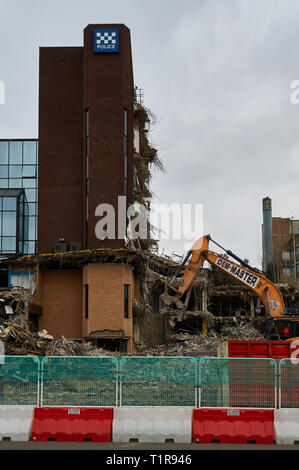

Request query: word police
[{"left": 94, "top": 29, "right": 119, "bottom": 53}]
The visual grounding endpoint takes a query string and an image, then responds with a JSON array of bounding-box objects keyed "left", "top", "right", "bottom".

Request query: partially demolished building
[
  {"left": 0, "top": 24, "right": 299, "bottom": 356},
  {"left": 0, "top": 23, "right": 169, "bottom": 353},
  {"left": 0, "top": 23, "right": 182, "bottom": 353}
]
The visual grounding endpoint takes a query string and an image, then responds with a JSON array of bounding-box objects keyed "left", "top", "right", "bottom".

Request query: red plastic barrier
[
  {"left": 227, "top": 341, "right": 290, "bottom": 359},
  {"left": 31, "top": 407, "right": 113, "bottom": 442},
  {"left": 193, "top": 409, "right": 274, "bottom": 444}
]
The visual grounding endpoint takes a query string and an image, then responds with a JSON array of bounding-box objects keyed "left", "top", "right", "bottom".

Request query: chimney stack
[{"left": 262, "top": 197, "right": 273, "bottom": 271}]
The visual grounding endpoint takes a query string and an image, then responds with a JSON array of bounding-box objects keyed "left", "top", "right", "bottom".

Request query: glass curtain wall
[
  {"left": 0, "top": 140, "right": 38, "bottom": 254},
  {"left": 0, "top": 189, "right": 29, "bottom": 254}
]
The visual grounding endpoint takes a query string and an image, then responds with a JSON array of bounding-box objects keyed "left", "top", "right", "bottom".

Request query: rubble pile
[
  {"left": 134, "top": 321, "right": 264, "bottom": 357},
  {"left": 219, "top": 321, "right": 264, "bottom": 341},
  {"left": 0, "top": 313, "right": 264, "bottom": 358},
  {"left": 0, "top": 281, "right": 264, "bottom": 358},
  {"left": 43, "top": 339, "right": 119, "bottom": 357},
  {"left": 135, "top": 334, "right": 221, "bottom": 357},
  {"left": 0, "top": 315, "right": 118, "bottom": 356}
]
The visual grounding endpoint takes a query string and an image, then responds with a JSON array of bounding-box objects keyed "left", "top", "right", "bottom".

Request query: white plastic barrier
[
  {"left": 113, "top": 407, "right": 192, "bottom": 443},
  {"left": 0, "top": 407, "right": 34, "bottom": 441},
  {"left": 274, "top": 409, "right": 299, "bottom": 445}
]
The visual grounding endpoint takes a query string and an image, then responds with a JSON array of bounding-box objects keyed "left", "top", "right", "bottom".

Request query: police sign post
[{"left": 94, "top": 29, "right": 119, "bottom": 53}]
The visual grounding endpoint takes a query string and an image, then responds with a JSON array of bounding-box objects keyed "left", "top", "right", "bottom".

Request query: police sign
[{"left": 94, "top": 29, "right": 119, "bottom": 53}]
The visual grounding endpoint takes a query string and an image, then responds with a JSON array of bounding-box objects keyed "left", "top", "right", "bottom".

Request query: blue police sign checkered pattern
[{"left": 94, "top": 29, "right": 119, "bottom": 53}]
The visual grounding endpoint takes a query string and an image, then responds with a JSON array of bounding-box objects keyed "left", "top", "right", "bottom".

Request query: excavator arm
[
  {"left": 201, "top": 250, "right": 285, "bottom": 317},
  {"left": 164, "top": 234, "right": 286, "bottom": 317},
  {"left": 163, "top": 234, "right": 299, "bottom": 341}
]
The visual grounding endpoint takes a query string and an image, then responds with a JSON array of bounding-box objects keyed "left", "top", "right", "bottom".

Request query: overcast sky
[{"left": 0, "top": 0, "right": 298, "bottom": 266}]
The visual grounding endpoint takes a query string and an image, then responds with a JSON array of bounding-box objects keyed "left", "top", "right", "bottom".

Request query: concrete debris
[
  {"left": 0, "top": 243, "right": 283, "bottom": 357},
  {"left": 0, "top": 315, "right": 117, "bottom": 356},
  {"left": 0, "top": 310, "right": 263, "bottom": 358},
  {"left": 134, "top": 321, "right": 263, "bottom": 357},
  {"left": 183, "top": 310, "right": 216, "bottom": 327},
  {"left": 218, "top": 321, "right": 264, "bottom": 341},
  {"left": 134, "top": 334, "right": 221, "bottom": 357},
  {"left": 0, "top": 276, "right": 265, "bottom": 357},
  {"left": 37, "top": 330, "right": 54, "bottom": 340},
  {"left": 44, "top": 339, "right": 118, "bottom": 357}
]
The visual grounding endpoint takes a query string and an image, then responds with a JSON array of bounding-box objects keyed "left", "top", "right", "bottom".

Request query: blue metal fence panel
[
  {"left": 0, "top": 356, "right": 40, "bottom": 406},
  {"left": 0, "top": 355, "right": 284, "bottom": 408},
  {"left": 279, "top": 358, "right": 299, "bottom": 408},
  {"left": 120, "top": 356, "right": 197, "bottom": 406},
  {"left": 199, "top": 357, "right": 277, "bottom": 408},
  {"left": 40, "top": 356, "right": 118, "bottom": 407}
]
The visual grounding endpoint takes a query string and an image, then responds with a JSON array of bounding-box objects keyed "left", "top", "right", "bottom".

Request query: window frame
[{"left": 124, "top": 284, "right": 130, "bottom": 318}]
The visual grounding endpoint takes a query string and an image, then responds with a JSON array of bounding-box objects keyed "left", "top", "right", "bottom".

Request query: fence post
[
  {"left": 198, "top": 359, "right": 201, "bottom": 408},
  {"left": 40, "top": 357, "right": 47, "bottom": 407},
  {"left": 279, "top": 358, "right": 299, "bottom": 409},
  {"left": 278, "top": 359, "right": 282, "bottom": 409}
]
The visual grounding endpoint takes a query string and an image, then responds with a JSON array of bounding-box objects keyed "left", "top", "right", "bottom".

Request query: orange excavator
[{"left": 162, "top": 234, "right": 299, "bottom": 341}]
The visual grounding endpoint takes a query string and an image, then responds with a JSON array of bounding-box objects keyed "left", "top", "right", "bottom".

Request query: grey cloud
[{"left": 0, "top": 0, "right": 299, "bottom": 266}]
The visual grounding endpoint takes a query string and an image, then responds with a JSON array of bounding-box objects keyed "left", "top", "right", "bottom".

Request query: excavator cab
[{"left": 264, "top": 317, "right": 299, "bottom": 341}]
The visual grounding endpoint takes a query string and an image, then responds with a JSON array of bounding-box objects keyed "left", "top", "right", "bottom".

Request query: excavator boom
[
  {"left": 163, "top": 234, "right": 299, "bottom": 340},
  {"left": 173, "top": 234, "right": 285, "bottom": 317},
  {"left": 203, "top": 250, "right": 285, "bottom": 316}
]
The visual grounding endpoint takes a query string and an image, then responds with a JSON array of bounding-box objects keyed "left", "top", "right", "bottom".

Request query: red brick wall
[
  {"left": 38, "top": 270, "right": 83, "bottom": 339},
  {"left": 31, "top": 264, "right": 135, "bottom": 350},
  {"left": 272, "top": 217, "right": 291, "bottom": 270},
  {"left": 38, "top": 24, "right": 134, "bottom": 254},
  {"left": 38, "top": 47, "right": 84, "bottom": 254},
  {"left": 83, "top": 24, "right": 134, "bottom": 250},
  {"left": 82, "top": 263, "right": 134, "bottom": 352}
]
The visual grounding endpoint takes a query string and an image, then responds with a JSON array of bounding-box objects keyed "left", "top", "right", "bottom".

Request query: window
[
  {"left": 22, "top": 166, "right": 37, "bottom": 178},
  {"left": 10, "top": 141, "right": 22, "bottom": 164},
  {"left": 275, "top": 320, "right": 292, "bottom": 338},
  {"left": 124, "top": 109, "right": 128, "bottom": 197},
  {"left": 124, "top": 284, "right": 130, "bottom": 318},
  {"left": 124, "top": 109, "right": 129, "bottom": 236},
  {"left": 10, "top": 166, "right": 22, "bottom": 178},
  {"left": 0, "top": 140, "right": 38, "bottom": 254},
  {"left": 0, "top": 166, "right": 8, "bottom": 178},
  {"left": 0, "top": 189, "right": 29, "bottom": 254},
  {"left": 85, "top": 110, "right": 89, "bottom": 247},
  {"left": 23, "top": 141, "right": 37, "bottom": 164},
  {"left": 93, "top": 338, "right": 127, "bottom": 353},
  {"left": 282, "top": 251, "right": 291, "bottom": 269},
  {"left": 151, "top": 291, "right": 161, "bottom": 314},
  {"left": 84, "top": 284, "right": 89, "bottom": 319},
  {"left": 0, "top": 142, "right": 8, "bottom": 164},
  {"left": 29, "top": 314, "right": 39, "bottom": 333}
]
